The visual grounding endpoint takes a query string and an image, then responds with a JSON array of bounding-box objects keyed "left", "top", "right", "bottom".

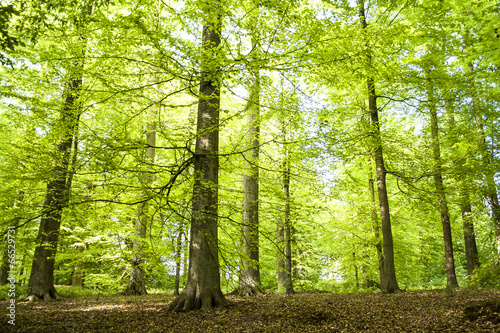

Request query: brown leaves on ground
[{"left": 1, "top": 289, "right": 499, "bottom": 332}]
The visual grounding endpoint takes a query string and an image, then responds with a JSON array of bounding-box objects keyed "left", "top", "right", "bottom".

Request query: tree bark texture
[
  {"left": 359, "top": 0, "right": 400, "bottom": 293},
  {"left": 168, "top": 1, "right": 227, "bottom": 311},
  {"left": 368, "top": 167, "right": 384, "bottom": 287},
  {"left": 27, "top": 63, "right": 86, "bottom": 301},
  {"left": 26, "top": 4, "right": 92, "bottom": 302},
  {"left": 238, "top": 39, "right": 263, "bottom": 296},
  {"left": 425, "top": 70, "right": 458, "bottom": 288}
]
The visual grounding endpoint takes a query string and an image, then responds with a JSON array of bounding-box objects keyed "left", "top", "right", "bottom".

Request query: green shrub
[
  {"left": 468, "top": 260, "right": 500, "bottom": 289},
  {"left": 0, "top": 284, "right": 29, "bottom": 301}
]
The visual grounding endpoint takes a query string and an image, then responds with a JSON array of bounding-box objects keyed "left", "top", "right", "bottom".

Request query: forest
[{"left": 0, "top": 0, "right": 500, "bottom": 331}]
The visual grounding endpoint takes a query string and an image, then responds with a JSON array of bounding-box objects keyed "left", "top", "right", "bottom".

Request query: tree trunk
[
  {"left": 468, "top": 61, "right": 500, "bottom": 262},
  {"left": 26, "top": 67, "right": 84, "bottom": 302},
  {"left": 173, "top": 224, "right": 184, "bottom": 296},
  {"left": 441, "top": 86, "right": 480, "bottom": 277},
  {"left": 425, "top": 68, "right": 458, "bottom": 288},
  {"left": 27, "top": 80, "right": 82, "bottom": 300},
  {"left": 168, "top": 1, "right": 227, "bottom": 311},
  {"left": 368, "top": 166, "right": 384, "bottom": 287},
  {"left": 26, "top": 4, "right": 91, "bottom": 302},
  {"left": 282, "top": 149, "right": 294, "bottom": 294},
  {"left": 72, "top": 244, "right": 85, "bottom": 288},
  {"left": 237, "top": 37, "right": 263, "bottom": 296},
  {"left": 277, "top": 217, "right": 286, "bottom": 291},
  {"left": 359, "top": 0, "right": 400, "bottom": 293},
  {"left": 123, "top": 123, "right": 156, "bottom": 295},
  {"left": 461, "top": 197, "right": 480, "bottom": 275}
]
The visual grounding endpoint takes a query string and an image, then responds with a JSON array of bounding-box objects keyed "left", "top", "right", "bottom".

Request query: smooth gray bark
[
  {"left": 168, "top": 1, "right": 227, "bottom": 311},
  {"left": 238, "top": 37, "right": 263, "bottom": 296}
]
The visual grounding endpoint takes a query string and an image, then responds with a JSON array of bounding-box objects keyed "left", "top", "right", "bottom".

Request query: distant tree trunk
[
  {"left": 72, "top": 244, "right": 85, "bottom": 287},
  {"left": 277, "top": 216, "right": 286, "bottom": 291},
  {"left": 353, "top": 252, "right": 359, "bottom": 290},
  {"left": 468, "top": 61, "right": 500, "bottom": 262},
  {"left": 425, "top": 67, "right": 458, "bottom": 288},
  {"left": 173, "top": 224, "right": 184, "bottom": 296},
  {"left": 442, "top": 87, "right": 480, "bottom": 276},
  {"left": 123, "top": 123, "right": 155, "bottom": 295},
  {"left": 282, "top": 148, "right": 294, "bottom": 294},
  {"left": 168, "top": 1, "right": 227, "bottom": 311},
  {"left": 359, "top": 0, "right": 400, "bottom": 293},
  {"left": 368, "top": 165, "right": 384, "bottom": 286},
  {"left": 461, "top": 197, "right": 480, "bottom": 275},
  {"left": 237, "top": 37, "right": 263, "bottom": 296}
]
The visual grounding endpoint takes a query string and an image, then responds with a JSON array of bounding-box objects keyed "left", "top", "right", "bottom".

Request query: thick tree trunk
[
  {"left": 425, "top": 69, "right": 458, "bottom": 288},
  {"left": 123, "top": 123, "right": 155, "bottom": 295},
  {"left": 26, "top": 68, "right": 84, "bottom": 302},
  {"left": 359, "top": 0, "right": 400, "bottom": 293},
  {"left": 468, "top": 62, "right": 500, "bottom": 262},
  {"left": 168, "top": 1, "right": 227, "bottom": 311},
  {"left": 26, "top": 4, "right": 91, "bottom": 302},
  {"left": 238, "top": 38, "right": 263, "bottom": 296}
]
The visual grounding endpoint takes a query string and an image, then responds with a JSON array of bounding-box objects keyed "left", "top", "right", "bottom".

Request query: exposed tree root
[
  {"left": 167, "top": 283, "right": 229, "bottom": 312},
  {"left": 23, "top": 287, "right": 59, "bottom": 302},
  {"left": 229, "top": 284, "right": 266, "bottom": 297},
  {"left": 122, "top": 283, "right": 147, "bottom": 296}
]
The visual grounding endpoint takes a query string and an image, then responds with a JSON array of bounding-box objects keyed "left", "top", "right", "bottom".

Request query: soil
[{"left": 1, "top": 289, "right": 499, "bottom": 332}]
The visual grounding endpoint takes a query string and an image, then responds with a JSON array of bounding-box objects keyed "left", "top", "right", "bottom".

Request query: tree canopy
[{"left": 0, "top": 0, "right": 499, "bottom": 309}]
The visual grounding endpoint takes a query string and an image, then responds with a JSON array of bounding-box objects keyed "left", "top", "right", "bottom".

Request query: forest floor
[{"left": 1, "top": 289, "right": 499, "bottom": 332}]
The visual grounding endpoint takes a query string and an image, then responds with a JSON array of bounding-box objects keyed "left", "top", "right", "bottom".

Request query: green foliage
[
  {"left": 0, "top": 284, "right": 29, "bottom": 301},
  {"left": 0, "top": 0, "right": 499, "bottom": 301},
  {"left": 468, "top": 261, "right": 500, "bottom": 289}
]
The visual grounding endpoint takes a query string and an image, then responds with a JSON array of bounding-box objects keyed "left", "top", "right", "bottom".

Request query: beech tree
[
  {"left": 424, "top": 62, "right": 458, "bottom": 288},
  {"left": 358, "top": 0, "right": 400, "bottom": 293},
  {"left": 1, "top": 0, "right": 500, "bottom": 307},
  {"left": 25, "top": 3, "right": 93, "bottom": 301},
  {"left": 167, "top": 0, "right": 228, "bottom": 311}
]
